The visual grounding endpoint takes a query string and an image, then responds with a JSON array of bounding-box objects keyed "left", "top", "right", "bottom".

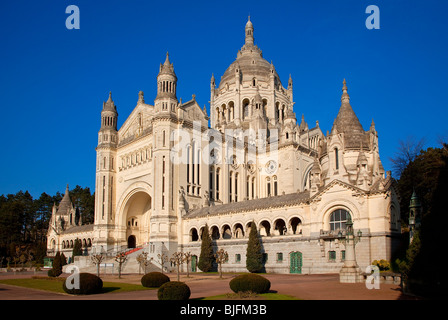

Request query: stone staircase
[{"left": 63, "top": 246, "right": 165, "bottom": 275}]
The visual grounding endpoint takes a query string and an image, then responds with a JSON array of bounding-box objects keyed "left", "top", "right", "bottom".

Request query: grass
[{"left": 0, "top": 277, "right": 154, "bottom": 294}]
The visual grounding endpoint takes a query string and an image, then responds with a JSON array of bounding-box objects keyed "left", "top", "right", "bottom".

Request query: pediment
[
  {"left": 180, "top": 98, "right": 208, "bottom": 122},
  {"left": 312, "top": 179, "right": 367, "bottom": 201},
  {"left": 119, "top": 103, "right": 154, "bottom": 140}
]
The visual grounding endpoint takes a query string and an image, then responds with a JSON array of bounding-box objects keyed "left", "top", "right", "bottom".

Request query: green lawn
[{"left": 0, "top": 278, "right": 153, "bottom": 294}]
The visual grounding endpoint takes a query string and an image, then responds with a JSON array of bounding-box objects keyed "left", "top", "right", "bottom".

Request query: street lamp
[{"left": 339, "top": 215, "right": 362, "bottom": 283}]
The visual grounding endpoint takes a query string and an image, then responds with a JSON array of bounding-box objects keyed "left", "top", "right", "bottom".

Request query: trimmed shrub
[
  {"left": 47, "top": 269, "right": 55, "bottom": 277},
  {"left": 62, "top": 273, "right": 103, "bottom": 295},
  {"left": 141, "top": 272, "right": 170, "bottom": 288},
  {"left": 229, "top": 273, "right": 271, "bottom": 294},
  {"left": 372, "top": 259, "right": 391, "bottom": 272},
  {"left": 246, "top": 221, "right": 263, "bottom": 273},
  {"left": 157, "top": 281, "right": 191, "bottom": 300}
]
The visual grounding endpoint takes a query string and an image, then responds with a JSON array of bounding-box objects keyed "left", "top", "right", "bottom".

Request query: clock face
[{"left": 265, "top": 160, "right": 278, "bottom": 174}]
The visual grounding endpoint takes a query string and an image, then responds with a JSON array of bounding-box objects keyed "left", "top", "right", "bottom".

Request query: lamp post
[{"left": 339, "top": 216, "right": 362, "bottom": 283}]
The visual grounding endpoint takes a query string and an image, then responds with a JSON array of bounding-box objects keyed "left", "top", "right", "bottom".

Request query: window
[
  {"left": 328, "top": 251, "right": 336, "bottom": 261},
  {"left": 341, "top": 250, "right": 346, "bottom": 261},
  {"left": 329, "top": 209, "right": 351, "bottom": 231},
  {"left": 277, "top": 252, "right": 283, "bottom": 262},
  {"left": 235, "top": 254, "right": 241, "bottom": 263},
  {"left": 266, "top": 177, "right": 271, "bottom": 197},
  {"left": 235, "top": 173, "right": 238, "bottom": 202},
  {"left": 335, "top": 148, "right": 339, "bottom": 170},
  {"left": 273, "top": 176, "right": 278, "bottom": 196},
  {"left": 216, "top": 168, "right": 220, "bottom": 200}
]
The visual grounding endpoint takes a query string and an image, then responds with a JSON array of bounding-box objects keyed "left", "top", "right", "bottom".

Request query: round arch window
[{"left": 329, "top": 209, "right": 351, "bottom": 231}]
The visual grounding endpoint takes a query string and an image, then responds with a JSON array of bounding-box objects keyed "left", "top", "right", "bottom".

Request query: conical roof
[
  {"left": 56, "top": 184, "right": 73, "bottom": 215},
  {"left": 102, "top": 91, "right": 117, "bottom": 112},
  {"left": 331, "top": 79, "right": 369, "bottom": 149}
]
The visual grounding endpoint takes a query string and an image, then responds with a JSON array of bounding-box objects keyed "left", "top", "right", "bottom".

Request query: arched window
[
  {"left": 229, "top": 171, "right": 233, "bottom": 202},
  {"left": 266, "top": 177, "right": 271, "bottom": 197},
  {"left": 329, "top": 209, "right": 351, "bottom": 231},
  {"left": 235, "top": 173, "right": 238, "bottom": 202},
  {"left": 243, "top": 99, "right": 250, "bottom": 119},
  {"left": 216, "top": 168, "right": 220, "bottom": 200},
  {"left": 273, "top": 176, "right": 278, "bottom": 196},
  {"left": 190, "top": 228, "right": 199, "bottom": 242},
  {"left": 335, "top": 148, "right": 339, "bottom": 170}
]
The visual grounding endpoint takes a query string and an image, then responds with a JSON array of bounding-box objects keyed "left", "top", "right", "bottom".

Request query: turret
[
  {"left": 155, "top": 52, "right": 178, "bottom": 113},
  {"left": 409, "top": 189, "right": 422, "bottom": 243},
  {"left": 98, "top": 91, "right": 118, "bottom": 148}
]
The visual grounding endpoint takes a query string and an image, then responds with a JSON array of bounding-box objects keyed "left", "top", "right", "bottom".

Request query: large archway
[{"left": 121, "top": 191, "right": 152, "bottom": 248}]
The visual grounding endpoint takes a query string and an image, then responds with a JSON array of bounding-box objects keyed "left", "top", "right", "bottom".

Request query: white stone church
[{"left": 47, "top": 18, "right": 401, "bottom": 274}]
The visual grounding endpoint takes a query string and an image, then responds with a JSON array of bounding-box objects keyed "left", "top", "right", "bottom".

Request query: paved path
[{"left": 0, "top": 271, "right": 417, "bottom": 300}]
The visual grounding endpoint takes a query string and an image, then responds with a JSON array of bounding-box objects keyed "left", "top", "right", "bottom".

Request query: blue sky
[{"left": 0, "top": 0, "right": 447, "bottom": 198}]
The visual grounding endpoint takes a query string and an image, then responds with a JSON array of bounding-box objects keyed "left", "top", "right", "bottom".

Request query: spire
[
  {"left": 341, "top": 79, "right": 350, "bottom": 103},
  {"left": 103, "top": 91, "right": 117, "bottom": 112},
  {"left": 164, "top": 51, "right": 171, "bottom": 66},
  {"left": 330, "top": 79, "right": 368, "bottom": 150},
  {"left": 158, "top": 52, "right": 176, "bottom": 77},
  {"left": 245, "top": 16, "right": 254, "bottom": 46},
  {"left": 331, "top": 79, "right": 365, "bottom": 143}
]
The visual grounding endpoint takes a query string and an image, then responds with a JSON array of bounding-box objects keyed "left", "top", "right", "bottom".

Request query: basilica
[{"left": 47, "top": 18, "right": 401, "bottom": 274}]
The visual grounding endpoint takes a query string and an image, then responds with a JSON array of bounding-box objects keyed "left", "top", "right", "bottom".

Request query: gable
[
  {"left": 181, "top": 99, "right": 208, "bottom": 123},
  {"left": 119, "top": 103, "right": 154, "bottom": 140}
]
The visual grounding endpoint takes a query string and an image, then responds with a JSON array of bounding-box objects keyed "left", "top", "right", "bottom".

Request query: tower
[
  {"left": 152, "top": 53, "right": 179, "bottom": 256},
  {"left": 155, "top": 52, "right": 178, "bottom": 113},
  {"left": 409, "top": 189, "right": 422, "bottom": 244},
  {"left": 93, "top": 91, "right": 118, "bottom": 252}
]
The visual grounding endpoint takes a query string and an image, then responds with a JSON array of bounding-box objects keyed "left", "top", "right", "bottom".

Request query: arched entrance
[
  {"left": 127, "top": 235, "right": 136, "bottom": 249},
  {"left": 121, "top": 191, "right": 152, "bottom": 249}
]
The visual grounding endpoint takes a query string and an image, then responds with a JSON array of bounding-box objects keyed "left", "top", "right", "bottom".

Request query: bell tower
[
  {"left": 155, "top": 52, "right": 178, "bottom": 114},
  {"left": 151, "top": 53, "right": 179, "bottom": 257},
  {"left": 94, "top": 91, "right": 118, "bottom": 252}
]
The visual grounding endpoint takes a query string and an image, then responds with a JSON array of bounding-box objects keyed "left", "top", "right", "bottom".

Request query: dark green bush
[
  {"left": 47, "top": 269, "right": 55, "bottom": 277},
  {"left": 62, "top": 273, "right": 103, "bottom": 295},
  {"left": 229, "top": 273, "right": 271, "bottom": 294},
  {"left": 141, "top": 272, "right": 170, "bottom": 288},
  {"left": 157, "top": 281, "right": 191, "bottom": 300}
]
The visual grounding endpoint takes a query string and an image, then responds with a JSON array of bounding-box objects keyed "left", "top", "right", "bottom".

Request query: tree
[
  {"left": 170, "top": 252, "right": 184, "bottom": 281},
  {"left": 52, "top": 252, "right": 63, "bottom": 277},
  {"left": 246, "top": 221, "right": 263, "bottom": 273},
  {"left": 72, "top": 238, "right": 83, "bottom": 258},
  {"left": 396, "top": 141, "right": 448, "bottom": 297},
  {"left": 90, "top": 254, "right": 105, "bottom": 277},
  {"left": 214, "top": 249, "right": 229, "bottom": 279},
  {"left": 389, "top": 136, "right": 425, "bottom": 179},
  {"left": 198, "top": 224, "right": 214, "bottom": 272},
  {"left": 115, "top": 252, "right": 127, "bottom": 279},
  {"left": 183, "top": 252, "right": 193, "bottom": 278}
]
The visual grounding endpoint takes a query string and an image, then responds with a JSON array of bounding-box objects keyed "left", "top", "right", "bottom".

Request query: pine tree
[
  {"left": 246, "top": 221, "right": 263, "bottom": 273},
  {"left": 198, "top": 224, "right": 214, "bottom": 272},
  {"left": 72, "top": 238, "right": 82, "bottom": 258},
  {"left": 52, "top": 251, "right": 63, "bottom": 277}
]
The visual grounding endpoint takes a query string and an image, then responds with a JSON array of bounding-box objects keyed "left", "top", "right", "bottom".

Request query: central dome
[{"left": 218, "top": 18, "right": 281, "bottom": 90}]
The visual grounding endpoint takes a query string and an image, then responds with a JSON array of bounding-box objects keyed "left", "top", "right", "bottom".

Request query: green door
[
  {"left": 191, "top": 255, "right": 197, "bottom": 272},
  {"left": 290, "top": 251, "right": 302, "bottom": 274}
]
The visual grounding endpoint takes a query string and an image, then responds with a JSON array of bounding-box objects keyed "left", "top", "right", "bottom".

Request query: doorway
[
  {"left": 127, "top": 235, "right": 136, "bottom": 248},
  {"left": 290, "top": 251, "right": 302, "bottom": 274}
]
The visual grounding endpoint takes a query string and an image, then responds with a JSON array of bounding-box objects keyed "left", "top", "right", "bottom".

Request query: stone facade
[{"left": 47, "top": 18, "right": 401, "bottom": 274}]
